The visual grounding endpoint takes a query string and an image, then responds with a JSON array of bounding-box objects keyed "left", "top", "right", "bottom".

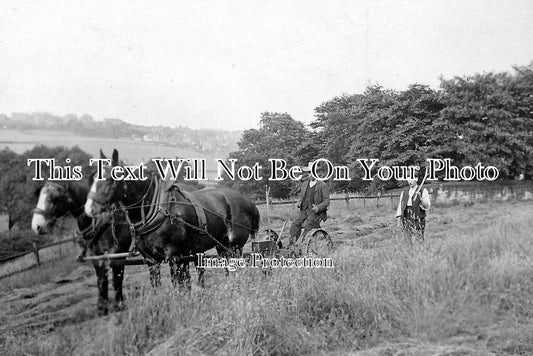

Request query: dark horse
[
  {"left": 31, "top": 177, "right": 198, "bottom": 314},
  {"left": 84, "top": 149, "right": 260, "bottom": 285},
  {"left": 32, "top": 180, "right": 129, "bottom": 315}
]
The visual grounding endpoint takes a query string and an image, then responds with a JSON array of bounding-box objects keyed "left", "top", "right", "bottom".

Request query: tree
[
  {"left": 439, "top": 64, "right": 533, "bottom": 178},
  {"left": 226, "top": 112, "right": 311, "bottom": 199},
  {"left": 311, "top": 63, "right": 533, "bottom": 192},
  {"left": 0, "top": 148, "right": 30, "bottom": 229},
  {"left": 312, "top": 85, "right": 450, "bottom": 192},
  {"left": 0, "top": 145, "right": 93, "bottom": 230}
]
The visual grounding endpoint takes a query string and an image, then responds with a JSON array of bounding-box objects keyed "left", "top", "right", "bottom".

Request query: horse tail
[
  {"left": 222, "top": 194, "right": 234, "bottom": 243},
  {"left": 221, "top": 192, "right": 260, "bottom": 243}
]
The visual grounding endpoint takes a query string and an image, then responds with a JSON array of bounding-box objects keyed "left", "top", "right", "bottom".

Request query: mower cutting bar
[{"left": 78, "top": 252, "right": 139, "bottom": 262}]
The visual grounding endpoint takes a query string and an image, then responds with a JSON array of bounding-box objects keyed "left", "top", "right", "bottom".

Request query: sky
[{"left": 0, "top": 0, "right": 532, "bottom": 131}]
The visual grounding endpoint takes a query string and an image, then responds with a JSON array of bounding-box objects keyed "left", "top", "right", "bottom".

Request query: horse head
[
  {"left": 85, "top": 149, "right": 127, "bottom": 218},
  {"left": 32, "top": 181, "right": 74, "bottom": 234}
]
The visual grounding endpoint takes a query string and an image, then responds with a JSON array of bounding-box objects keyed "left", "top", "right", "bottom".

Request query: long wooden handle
[
  {"left": 415, "top": 171, "right": 428, "bottom": 196},
  {"left": 275, "top": 220, "right": 287, "bottom": 244}
]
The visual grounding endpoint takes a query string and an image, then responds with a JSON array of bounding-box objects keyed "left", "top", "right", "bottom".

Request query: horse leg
[
  {"left": 177, "top": 260, "right": 191, "bottom": 289},
  {"left": 216, "top": 245, "right": 231, "bottom": 276},
  {"left": 148, "top": 262, "right": 161, "bottom": 288},
  {"left": 193, "top": 259, "right": 205, "bottom": 288},
  {"left": 233, "top": 246, "right": 243, "bottom": 258},
  {"left": 197, "top": 266, "right": 205, "bottom": 287},
  {"left": 94, "top": 262, "right": 109, "bottom": 316},
  {"left": 111, "top": 262, "right": 126, "bottom": 311},
  {"left": 169, "top": 258, "right": 179, "bottom": 287},
  {"left": 169, "top": 258, "right": 190, "bottom": 288}
]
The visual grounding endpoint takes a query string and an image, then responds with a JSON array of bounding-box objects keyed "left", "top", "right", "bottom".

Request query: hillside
[
  {"left": 0, "top": 129, "right": 240, "bottom": 178},
  {"left": 0, "top": 113, "right": 242, "bottom": 155},
  {"left": 1, "top": 200, "right": 532, "bottom": 355}
]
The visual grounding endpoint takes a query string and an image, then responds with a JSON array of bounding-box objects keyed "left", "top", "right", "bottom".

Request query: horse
[
  {"left": 32, "top": 180, "right": 130, "bottom": 315},
  {"left": 31, "top": 178, "right": 198, "bottom": 314},
  {"left": 84, "top": 149, "right": 260, "bottom": 285}
]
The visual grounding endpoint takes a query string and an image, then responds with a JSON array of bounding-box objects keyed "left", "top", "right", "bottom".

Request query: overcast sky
[{"left": 0, "top": 0, "right": 532, "bottom": 131}]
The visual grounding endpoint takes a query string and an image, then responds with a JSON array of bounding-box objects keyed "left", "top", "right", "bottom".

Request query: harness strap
[
  {"left": 118, "top": 201, "right": 138, "bottom": 252},
  {"left": 134, "top": 178, "right": 167, "bottom": 235},
  {"left": 116, "top": 177, "right": 234, "bottom": 259},
  {"left": 182, "top": 190, "right": 208, "bottom": 232},
  {"left": 33, "top": 208, "right": 54, "bottom": 219},
  {"left": 140, "top": 196, "right": 146, "bottom": 225},
  {"left": 87, "top": 189, "right": 111, "bottom": 206},
  {"left": 139, "top": 175, "right": 158, "bottom": 225},
  {"left": 79, "top": 224, "right": 96, "bottom": 240}
]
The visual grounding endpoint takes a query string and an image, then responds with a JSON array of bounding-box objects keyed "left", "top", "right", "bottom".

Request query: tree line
[
  {"left": 0, "top": 146, "right": 205, "bottom": 231},
  {"left": 0, "top": 146, "right": 93, "bottom": 231},
  {"left": 0, "top": 113, "right": 241, "bottom": 152},
  {"left": 226, "top": 63, "right": 533, "bottom": 198},
  {"left": 1, "top": 63, "right": 532, "bottom": 228}
]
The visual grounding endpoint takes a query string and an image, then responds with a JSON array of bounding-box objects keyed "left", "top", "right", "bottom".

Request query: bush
[{"left": 0, "top": 229, "right": 53, "bottom": 260}]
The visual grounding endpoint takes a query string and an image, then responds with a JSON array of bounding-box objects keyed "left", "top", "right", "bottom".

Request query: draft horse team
[{"left": 32, "top": 149, "right": 260, "bottom": 314}]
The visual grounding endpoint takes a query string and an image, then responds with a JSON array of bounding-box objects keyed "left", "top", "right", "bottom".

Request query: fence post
[
  {"left": 390, "top": 194, "right": 394, "bottom": 209},
  {"left": 363, "top": 195, "right": 366, "bottom": 207},
  {"left": 33, "top": 242, "right": 40, "bottom": 266},
  {"left": 265, "top": 186, "right": 271, "bottom": 233},
  {"left": 345, "top": 191, "right": 350, "bottom": 209}
]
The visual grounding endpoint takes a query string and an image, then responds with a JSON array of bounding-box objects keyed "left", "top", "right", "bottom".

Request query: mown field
[{"left": 1, "top": 199, "right": 532, "bottom": 355}]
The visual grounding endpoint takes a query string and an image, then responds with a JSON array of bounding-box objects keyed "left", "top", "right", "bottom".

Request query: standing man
[
  {"left": 396, "top": 175, "right": 431, "bottom": 242},
  {"left": 289, "top": 163, "right": 330, "bottom": 246}
]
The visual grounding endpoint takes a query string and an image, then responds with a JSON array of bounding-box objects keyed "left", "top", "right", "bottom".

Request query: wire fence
[
  {"left": 3, "top": 181, "right": 530, "bottom": 278},
  {"left": 0, "top": 237, "right": 77, "bottom": 279},
  {"left": 254, "top": 193, "right": 404, "bottom": 209}
]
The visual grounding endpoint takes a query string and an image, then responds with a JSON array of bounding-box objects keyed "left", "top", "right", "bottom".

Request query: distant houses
[
  {"left": 131, "top": 129, "right": 238, "bottom": 153},
  {"left": 0, "top": 112, "right": 241, "bottom": 154}
]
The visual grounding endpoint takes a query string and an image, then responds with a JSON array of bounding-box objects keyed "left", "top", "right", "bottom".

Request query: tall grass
[
  {"left": 0, "top": 256, "right": 80, "bottom": 293},
  {"left": 4, "top": 204, "right": 533, "bottom": 355},
  {"left": 0, "top": 229, "right": 53, "bottom": 260}
]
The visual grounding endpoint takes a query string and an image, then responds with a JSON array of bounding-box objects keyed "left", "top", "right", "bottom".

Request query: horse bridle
[
  {"left": 87, "top": 174, "right": 153, "bottom": 253},
  {"left": 33, "top": 181, "right": 70, "bottom": 219},
  {"left": 87, "top": 175, "right": 124, "bottom": 208}
]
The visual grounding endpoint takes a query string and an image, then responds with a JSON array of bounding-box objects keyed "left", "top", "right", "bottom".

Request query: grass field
[
  {"left": 0, "top": 215, "right": 9, "bottom": 233},
  {"left": 1, "top": 199, "right": 532, "bottom": 355}
]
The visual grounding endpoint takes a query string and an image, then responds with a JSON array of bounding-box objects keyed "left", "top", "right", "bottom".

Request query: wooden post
[
  {"left": 265, "top": 186, "right": 271, "bottom": 233},
  {"left": 390, "top": 194, "right": 394, "bottom": 209},
  {"left": 33, "top": 242, "right": 40, "bottom": 266},
  {"left": 345, "top": 191, "right": 350, "bottom": 208},
  {"left": 292, "top": 197, "right": 295, "bottom": 212},
  {"left": 363, "top": 195, "right": 366, "bottom": 207}
]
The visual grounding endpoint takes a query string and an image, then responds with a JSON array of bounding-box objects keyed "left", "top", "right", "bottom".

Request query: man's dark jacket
[{"left": 298, "top": 180, "right": 330, "bottom": 221}]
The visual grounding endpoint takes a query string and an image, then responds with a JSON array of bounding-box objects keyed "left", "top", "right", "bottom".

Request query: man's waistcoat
[
  {"left": 299, "top": 180, "right": 329, "bottom": 221},
  {"left": 400, "top": 187, "right": 426, "bottom": 219},
  {"left": 301, "top": 184, "right": 315, "bottom": 210}
]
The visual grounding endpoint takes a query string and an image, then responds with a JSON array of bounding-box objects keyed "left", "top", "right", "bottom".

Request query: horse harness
[
  {"left": 33, "top": 182, "right": 71, "bottom": 221},
  {"left": 115, "top": 178, "right": 231, "bottom": 257},
  {"left": 33, "top": 182, "right": 100, "bottom": 246}
]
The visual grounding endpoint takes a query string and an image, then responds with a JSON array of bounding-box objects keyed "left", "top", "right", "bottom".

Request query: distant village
[
  {"left": 0, "top": 112, "right": 242, "bottom": 153},
  {"left": 128, "top": 129, "right": 239, "bottom": 153}
]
